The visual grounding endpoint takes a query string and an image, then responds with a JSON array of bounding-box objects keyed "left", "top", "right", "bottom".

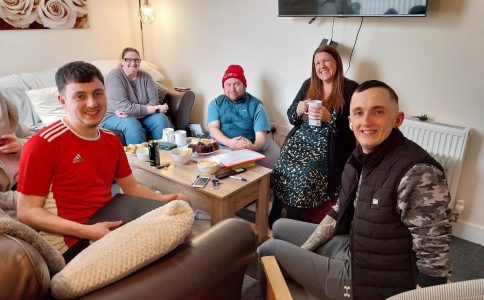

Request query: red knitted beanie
[{"left": 222, "top": 65, "right": 247, "bottom": 87}]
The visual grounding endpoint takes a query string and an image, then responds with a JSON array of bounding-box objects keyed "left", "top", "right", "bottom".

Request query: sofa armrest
[
  {"left": 0, "top": 234, "right": 50, "bottom": 300},
  {"left": 262, "top": 255, "right": 321, "bottom": 300},
  {"left": 261, "top": 256, "right": 293, "bottom": 300},
  {"left": 164, "top": 88, "right": 195, "bottom": 131},
  {"left": 80, "top": 218, "right": 256, "bottom": 300}
]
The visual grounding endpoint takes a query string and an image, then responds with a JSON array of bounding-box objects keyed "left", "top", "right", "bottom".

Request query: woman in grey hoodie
[{"left": 0, "top": 94, "right": 32, "bottom": 218}]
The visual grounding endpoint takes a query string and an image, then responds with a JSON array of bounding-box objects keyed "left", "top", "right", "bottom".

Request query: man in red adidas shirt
[{"left": 17, "top": 61, "right": 189, "bottom": 262}]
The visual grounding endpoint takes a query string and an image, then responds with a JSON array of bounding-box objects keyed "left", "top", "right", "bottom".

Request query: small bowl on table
[
  {"left": 197, "top": 158, "right": 221, "bottom": 175},
  {"left": 136, "top": 147, "right": 149, "bottom": 162},
  {"left": 170, "top": 148, "right": 192, "bottom": 165}
]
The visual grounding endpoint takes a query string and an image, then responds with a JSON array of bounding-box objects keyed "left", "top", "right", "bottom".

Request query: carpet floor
[
  {"left": 449, "top": 236, "right": 484, "bottom": 282},
  {"left": 242, "top": 258, "right": 261, "bottom": 300}
]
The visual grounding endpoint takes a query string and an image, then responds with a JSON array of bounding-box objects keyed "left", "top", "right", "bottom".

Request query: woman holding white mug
[{"left": 269, "top": 45, "right": 358, "bottom": 227}]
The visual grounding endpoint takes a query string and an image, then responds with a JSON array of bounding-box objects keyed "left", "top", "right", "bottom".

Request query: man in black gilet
[{"left": 258, "top": 80, "right": 452, "bottom": 300}]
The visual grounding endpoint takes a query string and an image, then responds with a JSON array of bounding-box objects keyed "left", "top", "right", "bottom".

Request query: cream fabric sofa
[{"left": 0, "top": 60, "right": 195, "bottom": 137}]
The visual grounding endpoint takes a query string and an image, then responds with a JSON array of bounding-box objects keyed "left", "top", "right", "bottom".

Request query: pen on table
[{"left": 229, "top": 176, "right": 248, "bottom": 182}]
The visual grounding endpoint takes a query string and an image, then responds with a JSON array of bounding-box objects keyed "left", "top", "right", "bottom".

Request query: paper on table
[
  {"left": 188, "top": 123, "right": 204, "bottom": 136},
  {"left": 212, "top": 149, "right": 265, "bottom": 168}
]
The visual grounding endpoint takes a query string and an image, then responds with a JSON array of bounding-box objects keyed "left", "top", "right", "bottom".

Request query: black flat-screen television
[{"left": 278, "top": 0, "right": 428, "bottom": 17}]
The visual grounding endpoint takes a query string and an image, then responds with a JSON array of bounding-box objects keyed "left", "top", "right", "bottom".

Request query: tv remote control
[{"left": 215, "top": 168, "right": 246, "bottom": 180}]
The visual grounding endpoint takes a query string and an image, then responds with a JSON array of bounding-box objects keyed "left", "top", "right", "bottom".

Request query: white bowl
[
  {"left": 136, "top": 147, "right": 149, "bottom": 162},
  {"left": 170, "top": 148, "right": 192, "bottom": 165},
  {"left": 197, "top": 159, "right": 220, "bottom": 175}
]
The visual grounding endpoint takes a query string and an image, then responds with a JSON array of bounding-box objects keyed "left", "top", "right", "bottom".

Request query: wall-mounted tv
[{"left": 278, "top": 0, "right": 428, "bottom": 17}]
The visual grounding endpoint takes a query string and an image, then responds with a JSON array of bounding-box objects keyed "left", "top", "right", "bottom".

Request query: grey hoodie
[
  {"left": 0, "top": 93, "right": 19, "bottom": 136},
  {"left": 0, "top": 94, "right": 33, "bottom": 217}
]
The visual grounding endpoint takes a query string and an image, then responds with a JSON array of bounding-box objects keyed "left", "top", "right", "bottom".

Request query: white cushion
[
  {"left": 50, "top": 200, "right": 193, "bottom": 299},
  {"left": 140, "top": 60, "right": 166, "bottom": 83},
  {"left": 25, "top": 87, "right": 64, "bottom": 126}
]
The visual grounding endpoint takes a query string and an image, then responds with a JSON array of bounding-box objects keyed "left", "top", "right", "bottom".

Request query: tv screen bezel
[{"left": 278, "top": 0, "right": 428, "bottom": 18}]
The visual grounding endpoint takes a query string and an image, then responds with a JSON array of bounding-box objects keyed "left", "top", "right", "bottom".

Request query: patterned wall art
[{"left": 0, "top": 0, "right": 89, "bottom": 30}]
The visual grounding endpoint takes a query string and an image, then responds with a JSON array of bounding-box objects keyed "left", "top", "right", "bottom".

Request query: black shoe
[{"left": 268, "top": 200, "right": 283, "bottom": 229}]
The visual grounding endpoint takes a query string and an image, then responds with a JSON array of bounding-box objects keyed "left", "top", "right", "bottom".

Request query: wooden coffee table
[{"left": 127, "top": 150, "right": 272, "bottom": 243}]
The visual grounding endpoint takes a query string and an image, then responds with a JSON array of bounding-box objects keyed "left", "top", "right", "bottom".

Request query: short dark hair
[
  {"left": 121, "top": 47, "right": 140, "bottom": 58},
  {"left": 355, "top": 80, "right": 399, "bottom": 103},
  {"left": 55, "top": 61, "right": 104, "bottom": 94}
]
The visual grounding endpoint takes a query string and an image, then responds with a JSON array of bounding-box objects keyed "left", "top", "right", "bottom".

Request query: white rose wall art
[{"left": 0, "top": 0, "right": 88, "bottom": 30}]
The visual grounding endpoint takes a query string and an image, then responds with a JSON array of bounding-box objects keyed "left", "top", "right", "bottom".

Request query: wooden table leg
[
  {"left": 255, "top": 174, "right": 269, "bottom": 243},
  {"left": 210, "top": 197, "right": 226, "bottom": 225}
]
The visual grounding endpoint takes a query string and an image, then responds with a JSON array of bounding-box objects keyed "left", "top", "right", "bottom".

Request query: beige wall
[
  {"left": 0, "top": 0, "right": 141, "bottom": 75},
  {"left": 0, "top": 0, "right": 483, "bottom": 244},
  {"left": 143, "top": 0, "right": 484, "bottom": 244}
]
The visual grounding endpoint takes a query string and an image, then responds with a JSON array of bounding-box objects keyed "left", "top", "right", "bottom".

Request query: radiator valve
[
  {"left": 455, "top": 200, "right": 465, "bottom": 213},
  {"left": 451, "top": 200, "right": 465, "bottom": 222}
]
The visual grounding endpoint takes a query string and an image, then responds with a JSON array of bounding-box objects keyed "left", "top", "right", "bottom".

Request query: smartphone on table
[{"left": 191, "top": 176, "right": 210, "bottom": 188}]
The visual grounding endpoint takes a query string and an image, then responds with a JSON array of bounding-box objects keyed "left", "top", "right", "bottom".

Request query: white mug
[
  {"left": 162, "top": 128, "right": 175, "bottom": 143},
  {"left": 174, "top": 130, "right": 187, "bottom": 147},
  {"left": 308, "top": 100, "right": 322, "bottom": 126}
]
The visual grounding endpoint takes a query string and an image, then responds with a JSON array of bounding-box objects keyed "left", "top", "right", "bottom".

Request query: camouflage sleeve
[{"left": 397, "top": 163, "right": 452, "bottom": 285}]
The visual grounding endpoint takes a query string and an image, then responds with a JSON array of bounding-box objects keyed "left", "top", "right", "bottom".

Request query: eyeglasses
[{"left": 123, "top": 58, "right": 141, "bottom": 64}]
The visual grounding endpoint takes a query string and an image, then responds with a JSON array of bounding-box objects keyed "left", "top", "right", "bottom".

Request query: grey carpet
[
  {"left": 449, "top": 236, "right": 484, "bottom": 282},
  {"left": 242, "top": 258, "right": 261, "bottom": 300}
]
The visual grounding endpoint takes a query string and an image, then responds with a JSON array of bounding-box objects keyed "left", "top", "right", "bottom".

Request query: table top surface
[{"left": 127, "top": 150, "right": 272, "bottom": 198}]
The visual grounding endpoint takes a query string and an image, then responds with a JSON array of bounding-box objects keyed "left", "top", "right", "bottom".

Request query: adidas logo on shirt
[{"left": 72, "top": 153, "right": 83, "bottom": 164}]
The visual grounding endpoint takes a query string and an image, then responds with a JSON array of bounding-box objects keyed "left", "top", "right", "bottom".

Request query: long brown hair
[{"left": 306, "top": 45, "right": 345, "bottom": 113}]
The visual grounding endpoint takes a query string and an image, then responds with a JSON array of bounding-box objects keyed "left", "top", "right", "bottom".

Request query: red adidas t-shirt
[{"left": 17, "top": 120, "right": 132, "bottom": 247}]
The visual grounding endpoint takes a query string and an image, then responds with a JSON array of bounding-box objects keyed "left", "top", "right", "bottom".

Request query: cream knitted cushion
[{"left": 50, "top": 200, "right": 193, "bottom": 299}]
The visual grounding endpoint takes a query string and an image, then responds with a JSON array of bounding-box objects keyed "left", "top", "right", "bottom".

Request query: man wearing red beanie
[
  {"left": 207, "top": 65, "right": 280, "bottom": 169},
  {"left": 220, "top": 65, "right": 247, "bottom": 87}
]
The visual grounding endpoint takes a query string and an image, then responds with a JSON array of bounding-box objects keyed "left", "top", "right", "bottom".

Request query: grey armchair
[
  {"left": 164, "top": 87, "right": 195, "bottom": 132},
  {"left": 114, "top": 87, "right": 195, "bottom": 145}
]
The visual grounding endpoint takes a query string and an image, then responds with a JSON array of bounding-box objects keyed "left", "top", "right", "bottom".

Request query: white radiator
[{"left": 400, "top": 118, "right": 471, "bottom": 206}]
